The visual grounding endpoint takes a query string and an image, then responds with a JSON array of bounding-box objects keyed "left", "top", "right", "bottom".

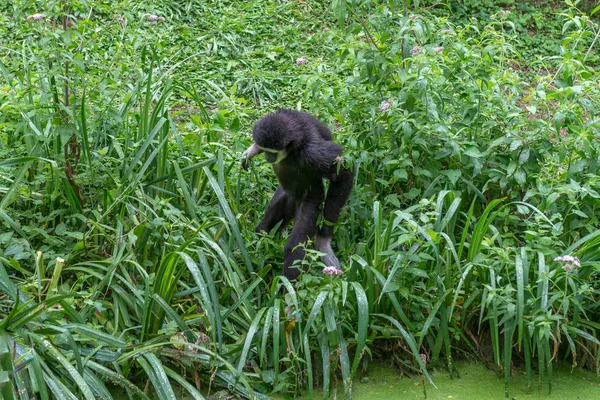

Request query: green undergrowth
[
  {"left": 1, "top": 0, "right": 600, "bottom": 399},
  {"left": 444, "top": 0, "right": 600, "bottom": 66}
]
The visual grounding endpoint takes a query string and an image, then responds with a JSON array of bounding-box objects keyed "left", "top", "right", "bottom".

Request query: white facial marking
[
  {"left": 272, "top": 150, "right": 287, "bottom": 164},
  {"left": 257, "top": 145, "right": 287, "bottom": 164},
  {"left": 257, "top": 145, "right": 279, "bottom": 153}
]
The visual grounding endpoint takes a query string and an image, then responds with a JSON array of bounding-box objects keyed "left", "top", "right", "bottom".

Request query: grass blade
[
  {"left": 87, "top": 361, "right": 151, "bottom": 400},
  {"left": 163, "top": 366, "right": 206, "bottom": 400},
  {"left": 31, "top": 334, "right": 95, "bottom": 400},
  {"left": 375, "top": 314, "right": 435, "bottom": 387},
  {"left": 237, "top": 308, "right": 267, "bottom": 373},
  {"left": 139, "top": 353, "right": 176, "bottom": 400},
  {"left": 515, "top": 251, "right": 525, "bottom": 349},
  {"left": 203, "top": 167, "right": 253, "bottom": 273},
  {"left": 350, "top": 282, "right": 369, "bottom": 376}
]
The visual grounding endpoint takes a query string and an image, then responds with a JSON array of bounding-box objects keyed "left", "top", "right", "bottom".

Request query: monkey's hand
[
  {"left": 241, "top": 154, "right": 251, "bottom": 170},
  {"left": 241, "top": 143, "right": 262, "bottom": 170}
]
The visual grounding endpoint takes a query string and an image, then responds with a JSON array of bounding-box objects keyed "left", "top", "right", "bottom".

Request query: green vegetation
[{"left": 1, "top": 0, "right": 599, "bottom": 399}]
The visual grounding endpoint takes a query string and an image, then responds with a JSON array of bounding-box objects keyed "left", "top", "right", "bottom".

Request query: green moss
[{"left": 274, "top": 361, "right": 600, "bottom": 400}]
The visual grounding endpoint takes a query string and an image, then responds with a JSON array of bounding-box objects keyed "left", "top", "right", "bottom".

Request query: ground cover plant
[{"left": 0, "top": 0, "right": 599, "bottom": 399}]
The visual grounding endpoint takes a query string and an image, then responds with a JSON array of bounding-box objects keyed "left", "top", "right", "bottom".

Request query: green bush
[{"left": 0, "top": 0, "right": 599, "bottom": 399}]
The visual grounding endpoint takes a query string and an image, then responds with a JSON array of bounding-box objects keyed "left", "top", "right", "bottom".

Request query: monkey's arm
[
  {"left": 315, "top": 161, "right": 353, "bottom": 268},
  {"left": 320, "top": 161, "right": 354, "bottom": 239},
  {"left": 256, "top": 186, "right": 297, "bottom": 233},
  {"left": 302, "top": 140, "right": 343, "bottom": 172},
  {"left": 241, "top": 143, "right": 263, "bottom": 170}
]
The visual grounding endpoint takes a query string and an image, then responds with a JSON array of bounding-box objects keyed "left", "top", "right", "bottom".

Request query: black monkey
[{"left": 242, "top": 109, "right": 354, "bottom": 280}]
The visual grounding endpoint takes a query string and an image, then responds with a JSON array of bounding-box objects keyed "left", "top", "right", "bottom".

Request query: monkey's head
[{"left": 252, "top": 112, "right": 304, "bottom": 165}]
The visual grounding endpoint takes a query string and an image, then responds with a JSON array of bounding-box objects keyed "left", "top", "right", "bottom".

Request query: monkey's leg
[
  {"left": 256, "top": 186, "right": 296, "bottom": 233},
  {"left": 283, "top": 200, "right": 321, "bottom": 280},
  {"left": 317, "top": 166, "right": 354, "bottom": 267}
]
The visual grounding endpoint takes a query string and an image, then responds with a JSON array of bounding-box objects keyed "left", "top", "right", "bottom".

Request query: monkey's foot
[{"left": 315, "top": 236, "right": 340, "bottom": 268}]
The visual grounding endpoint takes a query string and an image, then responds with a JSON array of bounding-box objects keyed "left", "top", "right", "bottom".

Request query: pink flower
[
  {"left": 27, "top": 13, "right": 46, "bottom": 20},
  {"left": 323, "top": 266, "right": 343, "bottom": 276},
  {"left": 554, "top": 255, "right": 580, "bottom": 268},
  {"left": 410, "top": 46, "right": 420, "bottom": 56},
  {"left": 146, "top": 14, "right": 164, "bottom": 22},
  {"left": 559, "top": 127, "right": 568, "bottom": 137},
  {"left": 434, "top": 46, "right": 444, "bottom": 54},
  {"left": 296, "top": 57, "right": 308, "bottom": 66},
  {"left": 379, "top": 99, "right": 392, "bottom": 112}
]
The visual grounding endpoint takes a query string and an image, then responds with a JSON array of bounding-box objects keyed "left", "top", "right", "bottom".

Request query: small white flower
[
  {"left": 434, "top": 46, "right": 444, "bottom": 54},
  {"left": 27, "top": 13, "right": 46, "bottom": 20},
  {"left": 296, "top": 56, "right": 308, "bottom": 66},
  {"left": 323, "top": 266, "right": 343, "bottom": 276}
]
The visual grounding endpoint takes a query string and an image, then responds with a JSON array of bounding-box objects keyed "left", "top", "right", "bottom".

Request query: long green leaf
[
  {"left": 180, "top": 252, "right": 221, "bottom": 348},
  {"left": 203, "top": 167, "right": 253, "bottom": 273},
  {"left": 237, "top": 308, "right": 267, "bottom": 373},
  {"left": 32, "top": 335, "right": 96, "bottom": 400},
  {"left": 139, "top": 353, "right": 176, "bottom": 400},
  {"left": 515, "top": 251, "right": 525, "bottom": 349},
  {"left": 375, "top": 314, "right": 436, "bottom": 387},
  {"left": 334, "top": 310, "right": 352, "bottom": 398},
  {"left": 87, "top": 361, "right": 151, "bottom": 400},
  {"left": 304, "top": 291, "right": 329, "bottom": 334},
  {"left": 350, "top": 282, "right": 369, "bottom": 376},
  {"left": 163, "top": 366, "right": 206, "bottom": 400}
]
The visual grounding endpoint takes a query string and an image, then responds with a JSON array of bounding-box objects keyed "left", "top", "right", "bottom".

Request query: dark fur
[{"left": 249, "top": 110, "right": 354, "bottom": 280}]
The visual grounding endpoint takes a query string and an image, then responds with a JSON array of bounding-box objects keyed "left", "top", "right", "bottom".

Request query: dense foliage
[{"left": 1, "top": 0, "right": 599, "bottom": 399}]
